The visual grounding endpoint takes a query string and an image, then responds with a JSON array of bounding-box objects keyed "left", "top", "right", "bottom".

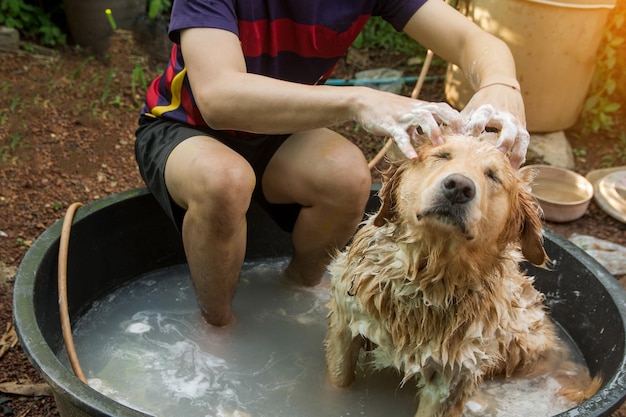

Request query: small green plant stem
[{"left": 105, "top": 9, "right": 117, "bottom": 30}]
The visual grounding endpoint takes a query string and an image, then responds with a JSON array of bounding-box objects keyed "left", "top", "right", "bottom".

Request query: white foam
[
  {"left": 60, "top": 259, "right": 585, "bottom": 417},
  {"left": 125, "top": 322, "right": 151, "bottom": 334}
]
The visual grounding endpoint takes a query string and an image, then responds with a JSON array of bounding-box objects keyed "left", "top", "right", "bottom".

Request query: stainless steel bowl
[{"left": 520, "top": 165, "right": 594, "bottom": 223}]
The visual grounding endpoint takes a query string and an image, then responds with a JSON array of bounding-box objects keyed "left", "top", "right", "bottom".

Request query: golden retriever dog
[{"left": 324, "top": 132, "right": 599, "bottom": 417}]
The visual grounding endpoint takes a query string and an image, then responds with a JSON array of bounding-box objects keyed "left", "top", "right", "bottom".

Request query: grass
[
  {"left": 9, "top": 93, "right": 20, "bottom": 113},
  {"left": 0, "top": 89, "right": 24, "bottom": 162},
  {"left": 99, "top": 69, "right": 116, "bottom": 104},
  {"left": 0, "top": 32, "right": 164, "bottom": 166},
  {"left": 600, "top": 132, "right": 626, "bottom": 167},
  {"left": 0, "top": 132, "right": 21, "bottom": 162}
]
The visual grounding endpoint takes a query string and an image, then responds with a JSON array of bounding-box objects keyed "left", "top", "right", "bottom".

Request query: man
[{"left": 135, "top": 0, "right": 529, "bottom": 327}]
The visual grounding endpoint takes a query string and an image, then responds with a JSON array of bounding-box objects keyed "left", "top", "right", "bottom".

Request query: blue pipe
[{"left": 324, "top": 74, "right": 443, "bottom": 86}]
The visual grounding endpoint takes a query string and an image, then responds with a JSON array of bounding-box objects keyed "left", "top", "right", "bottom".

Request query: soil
[{"left": 1, "top": 31, "right": 625, "bottom": 417}]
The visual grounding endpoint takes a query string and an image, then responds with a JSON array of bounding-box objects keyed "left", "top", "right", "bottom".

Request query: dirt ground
[{"left": 1, "top": 31, "right": 626, "bottom": 417}]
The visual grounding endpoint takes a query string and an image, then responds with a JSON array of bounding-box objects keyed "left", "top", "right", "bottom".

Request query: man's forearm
[{"left": 193, "top": 72, "right": 365, "bottom": 134}]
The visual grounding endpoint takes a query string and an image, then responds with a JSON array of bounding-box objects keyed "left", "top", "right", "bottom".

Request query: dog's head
[{"left": 373, "top": 132, "right": 547, "bottom": 266}]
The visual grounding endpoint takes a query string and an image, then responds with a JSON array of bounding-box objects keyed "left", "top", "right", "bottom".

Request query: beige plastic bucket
[{"left": 445, "top": 0, "right": 616, "bottom": 132}]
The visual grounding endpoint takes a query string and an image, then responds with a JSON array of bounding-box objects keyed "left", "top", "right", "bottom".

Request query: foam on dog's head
[{"left": 385, "top": 128, "right": 500, "bottom": 162}]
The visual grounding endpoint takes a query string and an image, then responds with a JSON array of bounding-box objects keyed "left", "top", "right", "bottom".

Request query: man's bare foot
[
  {"left": 282, "top": 262, "right": 323, "bottom": 287},
  {"left": 200, "top": 307, "right": 235, "bottom": 328}
]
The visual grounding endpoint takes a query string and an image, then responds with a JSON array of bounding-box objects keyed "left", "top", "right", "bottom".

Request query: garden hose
[{"left": 58, "top": 202, "right": 88, "bottom": 384}]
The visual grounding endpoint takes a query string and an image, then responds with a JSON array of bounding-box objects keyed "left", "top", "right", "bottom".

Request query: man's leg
[
  {"left": 165, "top": 135, "right": 256, "bottom": 326},
  {"left": 262, "top": 128, "right": 372, "bottom": 286}
]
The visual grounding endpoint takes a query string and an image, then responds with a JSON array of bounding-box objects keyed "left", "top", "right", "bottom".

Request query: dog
[{"left": 324, "top": 132, "right": 599, "bottom": 417}]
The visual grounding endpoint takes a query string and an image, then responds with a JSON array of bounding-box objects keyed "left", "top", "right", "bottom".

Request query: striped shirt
[{"left": 142, "top": 0, "right": 427, "bottom": 132}]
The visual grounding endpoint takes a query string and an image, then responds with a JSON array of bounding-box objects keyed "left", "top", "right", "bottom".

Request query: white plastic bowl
[{"left": 520, "top": 165, "right": 594, "bottom": 223}]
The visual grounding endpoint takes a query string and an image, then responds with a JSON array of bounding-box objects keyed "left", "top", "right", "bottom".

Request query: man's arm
[
  {"left": 180, "top": 27, "right": 463, "bottom": 159},
  {"left": 403, "top": 0, "right": 529, "bottom": 168},
  {"left": 403, "top": 0, "right": 520, "bottom": 92},
  {"left": 181, "top": 28, "right": 361, "bottom": 134}
]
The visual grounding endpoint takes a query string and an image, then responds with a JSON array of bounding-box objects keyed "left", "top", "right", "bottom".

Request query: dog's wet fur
[{"left": 324, "top": 132, "right": 600, "bottom": 417}]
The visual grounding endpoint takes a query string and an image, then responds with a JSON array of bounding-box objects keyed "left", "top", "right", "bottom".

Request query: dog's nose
[{"left": 442, "top": 174, "right": 476, "bottom": 204}]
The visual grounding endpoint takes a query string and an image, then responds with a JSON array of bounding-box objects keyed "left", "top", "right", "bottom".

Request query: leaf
[
  {"left": 5, "top": 16, "right": 23, "bottom": 29},
  {"left": 606, "top": 78, "right": 616, "bottom": 95},
  {"left": 604, "top": 102, "right": 621, "bottom": 113},
  {"left": 148, "top": 0, "right": 161, "bottom": 19},
  {"left": 591, "top": 119, "right": 600, "bottom": 133},
  {"left": 7, "top": 0, "right": 20, "bottom": 15},
  {"left": 21, "top": 2, "right": 36, "bottom": 12},
  {"left": 583, "top": 94, "right": 600, "bottom": 111},
  {"left": 352, "top": 33, "right": 364, "bottom": 49},
  {"left": 599, "top": 112, "right": 607, "bottom": 124},
  {"left": 607, "top": 53, "right": 616, "bottom": 70}
]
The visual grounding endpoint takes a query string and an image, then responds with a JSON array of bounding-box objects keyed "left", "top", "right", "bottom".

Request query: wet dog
[{"left": 324, "top": 132, "right": 599, "bottom": 417}]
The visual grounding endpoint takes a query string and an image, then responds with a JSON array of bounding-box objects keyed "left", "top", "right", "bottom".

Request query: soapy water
[{"left": 59, "top": 259, "right": 583, "bottom": 417}]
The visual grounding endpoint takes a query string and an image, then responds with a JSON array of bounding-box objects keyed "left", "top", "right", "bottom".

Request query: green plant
[
  {"left": 0, "top": 0, "right": 66, "bottom": 47},
  {"left": 100, "top": 69, "right": 116, "bottom": 104},
  {"left": 9, "top": 92, "right": 20, "bottom": 113},
  {"left": 572, "top": 148, "right": 587, "bottom": 158},
  {"left": 16, "top": 237, "right": 31, "bottom": 248},
  {"left": 0, "top": 132, "right": 21, "bottom": 162},
  {"left": 131, "top": 63, "right": 148, "bottom": 105},
  {"left": 72, "top": 57, "right": 95, "bottom": 80},
  {"left": 148, "top": 0, "right": 172, "bottom": 19},
  {"left": 105, "top": 8, "right": 117, "bottom": 30},
  {"left": 109, "top": 95, "right": 123, "bottom": 106},
  {"left": 352, "top": 16, "right": 426, "bottom": 57},
  {"left": 132, "top": 64, "right": 148, "bottom": 90},
  {"left": 582, "top": 6, "right": 625, "bottom": 134}
]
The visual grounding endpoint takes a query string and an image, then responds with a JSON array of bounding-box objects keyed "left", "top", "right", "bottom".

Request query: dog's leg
[
  {"left": 415, "top": 369, "right": 474, "bottom": 417},
  {"left": 325, "top": 304, "right": 364, "bottom": 387}
]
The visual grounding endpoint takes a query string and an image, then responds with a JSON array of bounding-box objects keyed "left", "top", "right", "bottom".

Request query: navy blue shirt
[{"left": 144, "top": 0, "right": 427, "bottom": 128}]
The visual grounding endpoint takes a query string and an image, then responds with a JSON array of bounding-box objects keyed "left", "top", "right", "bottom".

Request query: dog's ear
[
  {"left": 373, "top": 162, "right": 404, "bottom": 227},
  {"left": 517, "top": 181, "right": 549, "bottom": 267}
]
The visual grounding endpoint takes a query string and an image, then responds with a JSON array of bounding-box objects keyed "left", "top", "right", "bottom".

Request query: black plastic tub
[{"left": 13, "top": 187, "right": 626, "bottom": 417}]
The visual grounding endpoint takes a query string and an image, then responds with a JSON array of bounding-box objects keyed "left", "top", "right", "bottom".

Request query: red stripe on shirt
[
  {"left": 181, "top": 85, "right": 202, "bottom": 125},
  {"left": 146, "top": 46, "right": 180, "bottom": 110},
  {"left": 239, "top": 15, "right": 369, "bottom": 58},
  {"left": 145, "top": 75, "right": 162, "bottom": 110}
]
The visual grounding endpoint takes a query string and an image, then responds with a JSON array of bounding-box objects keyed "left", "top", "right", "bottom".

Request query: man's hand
[
  {"left": 462, "top": 82, "right": 529, "bottom": 169},
  {"left": 464, "top": 104, "right": 530, "bottom": 169},
  {"left": 358, "top": 96, "right": 464, "bottom": 159}
]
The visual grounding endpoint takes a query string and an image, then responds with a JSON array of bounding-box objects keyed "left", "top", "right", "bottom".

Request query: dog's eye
[
  {"left": 485, "top": 169, "right": 501, "bottom": 184},
  {"left": 433, "top": 151, "right": 451, "bottom": 160}
]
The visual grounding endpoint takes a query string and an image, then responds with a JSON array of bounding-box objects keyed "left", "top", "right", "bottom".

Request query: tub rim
[{"left": 12, "top": 187, "right": 626, "bottom": 417}]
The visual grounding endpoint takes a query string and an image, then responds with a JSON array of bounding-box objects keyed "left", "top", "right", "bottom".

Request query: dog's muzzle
[
  {"left": 442, "top": 174, "right": 476, "bottom": 204},
  {"left": 418, "top": 174, "right": 476, "bottom": 238}
]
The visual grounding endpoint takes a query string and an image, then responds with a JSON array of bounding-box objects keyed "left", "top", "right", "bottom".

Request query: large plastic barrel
[{"left": 445, "top": 0, "right": 617, "bottom": 132}]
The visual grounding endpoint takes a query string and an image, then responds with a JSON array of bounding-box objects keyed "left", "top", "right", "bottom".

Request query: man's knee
[
  {"left": 180, "top": 157, "right": 256, "bottom": 230},
  {"left": 206, "top": 163, "right": 255, "bottom": 203}
]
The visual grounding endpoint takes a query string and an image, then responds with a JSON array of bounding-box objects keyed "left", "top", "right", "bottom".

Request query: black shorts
[{"left": 134, "top": 115, "right": 301, "bottom": 232}]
